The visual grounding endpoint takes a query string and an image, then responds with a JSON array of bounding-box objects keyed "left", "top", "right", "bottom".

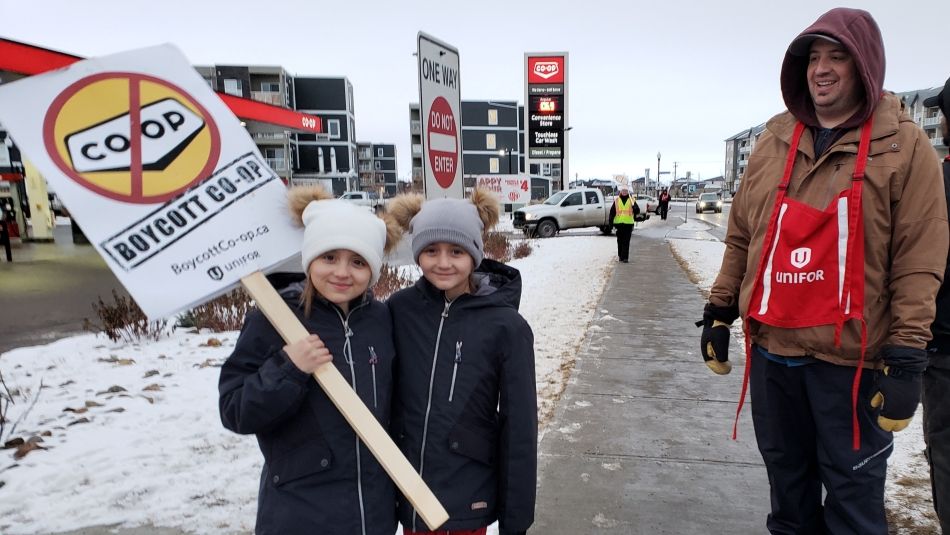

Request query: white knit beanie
[
  {"left": 410, "top": 198, "right": 484, "bottom": 267},
  {"left": 300, "top": 199, "right": 387, "bottom": 285}
]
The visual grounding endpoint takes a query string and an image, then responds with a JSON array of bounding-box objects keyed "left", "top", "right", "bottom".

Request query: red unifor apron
[{"left": 735, "top": 118, "right": 874, "bottom": 451}]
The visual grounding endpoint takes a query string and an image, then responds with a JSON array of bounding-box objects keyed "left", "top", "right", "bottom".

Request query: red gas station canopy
[{"left": 0, "top": 38, "right": 323, "bottom": 134}]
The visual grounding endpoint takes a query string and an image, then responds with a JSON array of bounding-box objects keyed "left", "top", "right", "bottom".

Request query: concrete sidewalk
[{"left": 533, "top": 221, "right": 770, "bottom": 533}]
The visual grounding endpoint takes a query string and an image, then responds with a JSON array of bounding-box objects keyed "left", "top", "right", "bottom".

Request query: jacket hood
[
  {"left": 414, "top": 258, "right": 523, "bottom": 310},
  {"left": 780, "top": 7, "right": 885, "bottom": 128}
]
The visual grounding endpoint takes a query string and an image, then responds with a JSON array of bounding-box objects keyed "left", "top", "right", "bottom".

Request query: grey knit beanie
[{"left": 410, "top": 198, "right": 484, "bottom": 267}]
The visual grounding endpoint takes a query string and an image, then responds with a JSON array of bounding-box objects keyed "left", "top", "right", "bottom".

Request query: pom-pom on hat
[
  {"left": 384, "top": 189, "right": 499, "bottom": 268},
  {"left": 287, "top": 186, "right": 393, "bottom": 286}
]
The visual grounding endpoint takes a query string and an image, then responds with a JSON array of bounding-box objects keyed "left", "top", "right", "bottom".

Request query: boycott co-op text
[{"left": 102, "top": 153, "right": 278, "bottom": 270}]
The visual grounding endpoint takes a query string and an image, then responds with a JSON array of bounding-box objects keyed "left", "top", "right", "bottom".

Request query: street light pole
[
  {"left": 656, "top": 152, "right": 661, "bottom": 194},
  {"left": 561, "top": 126, "right": 573, "bottom": 191}
]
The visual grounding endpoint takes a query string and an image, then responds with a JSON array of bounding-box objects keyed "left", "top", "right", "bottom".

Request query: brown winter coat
[{"left": 711, "top": 94, "right": 947, "bottom": 366}]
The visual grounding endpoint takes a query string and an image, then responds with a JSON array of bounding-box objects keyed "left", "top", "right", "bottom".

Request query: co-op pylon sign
[
  {"left": 417, "top": 32, "right": 462, "bottom": 200},
  {"left": 0, "top": 45, "right": 301, "bottom": 319}
]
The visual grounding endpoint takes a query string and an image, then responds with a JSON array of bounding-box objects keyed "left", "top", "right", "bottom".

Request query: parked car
[
  {"left": 513, "top": 188, "right": 649, "bottom": 238},
  {"left": 635, "top": 195, "right": 659, "bottom": 215},
  {"left": 339, "top": 191, "right": 386, "bottom": 212},
  {"left": 695, "top": 192, "right": 723, "bottom": 213}
]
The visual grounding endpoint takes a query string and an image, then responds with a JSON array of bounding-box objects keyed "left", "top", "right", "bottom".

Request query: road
[{"left": 0, "top": 225, "right": 128, "bottom": 355}]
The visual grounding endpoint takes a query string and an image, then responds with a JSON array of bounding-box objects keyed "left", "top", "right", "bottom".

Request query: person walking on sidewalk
[
  {"left": 385, "top": 190, "right": 537, "bottom": 535},
  {"left": 658, "top": 188, "right": 671, "bottom": 220},
  {"left": 923, "top": 77, "right": 950, "bottom": 534},
  {"left": 608, "top": 185, "right": 637, "bottom": 263},
  {"left": 696, "top": 8, "right": 947, "bottom": 534},
  {"left": 219, "top": 187, "right": 399, "bottom": 535}
]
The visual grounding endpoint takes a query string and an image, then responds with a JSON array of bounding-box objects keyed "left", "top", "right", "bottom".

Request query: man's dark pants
[
  {"left": 750, "top": 348, "right": 893, "bottom": 535},
  {"left": 660, "top": 204, "right": 669, "bottom": 220},
  {"left": 924, "top": 354, "right": 950, "bottom": 534},
  {"left": 614, "top": 223, "right": 632, "bottom": 262}
]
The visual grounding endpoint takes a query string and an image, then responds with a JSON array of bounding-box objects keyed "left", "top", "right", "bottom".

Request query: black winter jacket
[
  {"left": 219, "top": 276, "right": 396, "bottom": 535},
  {"left": 389, "top": 259, "right": 537, "bottom": 533},
  {"left": 930, "top": 157, "right": 950, "bottom": 359}
]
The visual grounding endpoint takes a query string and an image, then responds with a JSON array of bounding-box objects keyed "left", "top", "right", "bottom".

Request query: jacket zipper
[
  {"left": 448, "top": 341, "right": 462, "bottom": 402},
  {"left": 413, "top": 299, "right": 453, "bottom": 531},
  {"left": 368, "top": 345, "right": 379, "bottom": 409},
  {"left": 335, "top": 305, "right": 368, "bottom": 535}
]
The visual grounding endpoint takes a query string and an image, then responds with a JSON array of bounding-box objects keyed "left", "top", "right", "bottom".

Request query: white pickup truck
[
  {"left": 339, "top": 191, "right": 386, "bottom": 212},
  {"left": 513, "top": 187, "right": 649, "bottom": 238}
]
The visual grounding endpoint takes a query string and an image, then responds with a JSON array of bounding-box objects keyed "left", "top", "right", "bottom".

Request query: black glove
[
  {"left": 695, "top": 303, "right": 740, "bottom": 375},
  {"left": 869, "top": 345, "right": 925, "bottom": 432}
]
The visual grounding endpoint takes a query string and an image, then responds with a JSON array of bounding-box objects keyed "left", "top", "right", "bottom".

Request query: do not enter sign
[
  {"left": 427, "top": 96, "right": 458, "bottom": 189},
  {"left": 43, "top": 72, "right": 221, "bottom": 204}
]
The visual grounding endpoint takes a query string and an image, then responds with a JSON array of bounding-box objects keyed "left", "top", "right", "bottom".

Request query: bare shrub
[
  {"left": 177, "top": 288, "right": 253, "bottom": 332},
  {"left": 83, "top": 289, "right": 168, "bottom": 343},
  {"left": 484, "top": 231, "right": 534, "bottom": 263},
  {"left": 512, "top": 240, "right": 533, "bottom": 259},
  {"left": 483, "top": 231, "right": 512, "bottom": 263},
  {"left": 373, "top": 264, "right": 414, "bottom": 301}
]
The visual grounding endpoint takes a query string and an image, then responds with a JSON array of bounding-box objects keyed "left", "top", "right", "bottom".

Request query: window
[
  {"left": 489, "top": 158, "right": 500, "bottom": 173},
  {"left": 328, "top": 119, "right": 341, "bottom": 139},
  {"left": 541, "top": 163, "right": 552, "bottom": 176},
  {"left": 488, "top": 109, "right": 498, "bottom": 126},
  {"left": 585, "top": 191, "right": 599, "bottom": 204},
  {"left": 260, "top": 82, "right": 280, "bottom": 92},
  {"left": 562, "top": 193, "right": 582, "bottom": 207},
  {"left": 377, "top": 147, "right": 384, "bottom": 157},
  {"left": 374, "top": 161, "right": 382, "bottom": 170},
  {"left": 486, "top": 133, "right": 496, "bottom": 150},
  {"left": 223, "top": 79, "right": 243, "bottom": 97}
]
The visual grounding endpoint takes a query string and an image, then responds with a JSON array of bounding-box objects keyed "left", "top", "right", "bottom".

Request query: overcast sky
[{"left": 1, "top": 0, "right": 945, "bottom": 183}]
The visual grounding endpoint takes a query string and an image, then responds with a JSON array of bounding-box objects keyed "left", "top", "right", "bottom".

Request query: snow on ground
[
  {"left": 0, "top": 215, "right": 938, "bottom": 533},
  {"left": 0, "top": 231, "right": 615, "bottom": 534},
  {"left": 668, "top": 219, "right": 939, "bottom": 533}
]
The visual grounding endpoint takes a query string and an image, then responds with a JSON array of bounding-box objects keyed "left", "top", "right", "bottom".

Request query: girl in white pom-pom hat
[{"left": 219, "top": 186, "right": 400, "bottom": 535}]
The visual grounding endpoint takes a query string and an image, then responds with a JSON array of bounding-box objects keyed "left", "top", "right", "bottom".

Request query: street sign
[{"left": 418, "top": 32, "right": 462, "bottom": 200}]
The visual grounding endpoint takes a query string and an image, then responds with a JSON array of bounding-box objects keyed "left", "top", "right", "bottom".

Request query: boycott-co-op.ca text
[{"left": 170, "top": 225, "right": 269, "bottom": 275}]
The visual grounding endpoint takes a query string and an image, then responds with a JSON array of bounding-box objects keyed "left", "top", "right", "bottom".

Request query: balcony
[
  {"left": 251, "top": 91, "right": 284, "bottom": 106},
  {"left": 359, "top": 149, "right": 373, "bottom": 159},
  {"left": 739, "top": 145, "right": 752, "bottom": 154},
  {"left": 359, "top": 163, "right": 373, "bottom": 172},
  {"left": 932, "top": 137, "right": 946, "bottom": 146},
  {"left": 266, "top": 158, "right": 288, "bottom": 171},
  {"left": 411, "top": 120, "right": 421, "bottom": 135},
  {"left": 251, "top": 132, "right": 287, "bottom": 141},
  {"left": 412, "top": 144, "right": 423, "bottom": 157},
  {"left": 923, "top": 116, "right": 942, "bottom": 127}
]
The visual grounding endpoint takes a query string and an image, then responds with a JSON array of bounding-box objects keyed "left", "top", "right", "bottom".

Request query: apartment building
[
  {"left": 194, "top": 65, "right": 297, "bottom": 183},
  {"left": 410, "top": 100, "right": 528, "bottom": 194},
  {"left": 357, "top": 142, "right": 398, "bottom": 196},
  {"left": 723, "top": 122, "right": 765, "bottom": 195},
  {"left": 896, "top": 85, "right": 948, "bottom": 159},
  {"left": 195, "top": 68, "right": 359, "bottom": 195},
  {"left": 293, "top": 77, "right": 358, "bottom": 195}
]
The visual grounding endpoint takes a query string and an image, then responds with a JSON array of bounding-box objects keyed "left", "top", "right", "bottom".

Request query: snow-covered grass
[{"left": 0, "top": 232, "right": 615, "bottom": 534}]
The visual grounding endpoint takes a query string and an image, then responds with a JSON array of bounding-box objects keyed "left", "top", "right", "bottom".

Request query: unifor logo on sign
[{"left": 43, "top": 72, "right": 221, "bottom": 204}]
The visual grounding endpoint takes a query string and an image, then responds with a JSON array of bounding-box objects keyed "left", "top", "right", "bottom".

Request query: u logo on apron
[{"left": 733, "top": 118, "right": 874, "bottom": 451}]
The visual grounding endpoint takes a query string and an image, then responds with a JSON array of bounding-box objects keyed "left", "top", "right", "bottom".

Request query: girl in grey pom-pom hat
[
  {"left": 385, "top": 190, "right": 538, "bottom": 535},
  {"left": 219, "top": 186, "right": 401, "bottom": 535}
]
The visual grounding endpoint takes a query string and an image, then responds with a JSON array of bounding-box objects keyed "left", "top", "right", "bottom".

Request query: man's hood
[{"left": 780, "top": 7, "right": 885, "bottom": 128}]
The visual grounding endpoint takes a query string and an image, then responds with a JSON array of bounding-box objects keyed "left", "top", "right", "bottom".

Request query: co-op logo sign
[
  {"left": 43, "top": 72, "right": 221, "bottom": 203},
  {"left": 528, "top": 57, "right": 565, "bottom": 84}
]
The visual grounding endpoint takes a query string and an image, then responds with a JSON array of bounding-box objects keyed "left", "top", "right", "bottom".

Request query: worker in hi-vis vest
[{"left": 608, "top": 185, "right": 637, "bottom": 263}]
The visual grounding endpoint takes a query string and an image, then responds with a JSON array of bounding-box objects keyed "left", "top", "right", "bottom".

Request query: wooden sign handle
[{"left": 241, "top": 271, "right": 448, "bottom": 529}]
